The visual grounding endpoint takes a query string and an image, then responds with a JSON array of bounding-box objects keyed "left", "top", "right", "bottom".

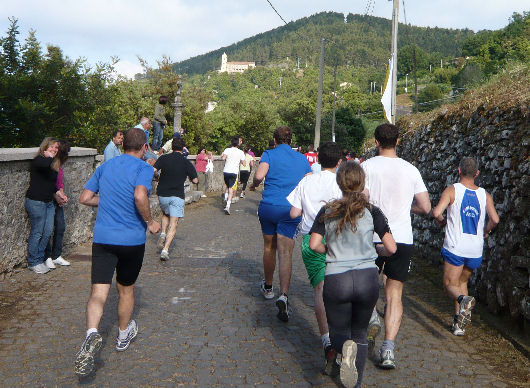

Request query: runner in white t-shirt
[
  {"left": 432, "top": 157, "right": 499, "bottom": 336},
  {"left": 287, "top": 142, "right": 342, "bottom": 373},
  {"left": 361, "top": 123, "right": 431, "bottom": 370},
  {"left": 221, "top": 136, "right": 246, "bottom": 214}
]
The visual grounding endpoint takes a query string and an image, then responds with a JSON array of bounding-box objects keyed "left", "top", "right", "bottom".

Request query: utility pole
[
  {"left": 331, "top": 65, "right": 337, "bottom": 143},
  {"left": 390, "top": 0, "right": 399, "bottom": 124},
  {"left": 314, "top": 38, "right": 325, "bottom": 149},
  {"left": 413, "top": 47, "right": 418, "bottom": 112}
]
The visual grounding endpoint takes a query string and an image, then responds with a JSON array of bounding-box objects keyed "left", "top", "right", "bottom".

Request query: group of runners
[{"left": 72, "top": 124, "right": 499, "bottom": 388}]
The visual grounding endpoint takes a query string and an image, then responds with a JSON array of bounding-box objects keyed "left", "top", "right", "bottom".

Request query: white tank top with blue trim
[{"left": 443, "top": 183, "right": 486, "bottom": 258}]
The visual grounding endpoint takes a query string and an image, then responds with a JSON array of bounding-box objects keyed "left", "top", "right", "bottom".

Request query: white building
[{"left": 220, "top": 52, "right": 255, "bottom": 74}]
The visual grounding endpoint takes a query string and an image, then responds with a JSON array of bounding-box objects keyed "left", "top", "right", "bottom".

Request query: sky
[{"left": 1, "top": 1, "right": 527, "bottom": 78}]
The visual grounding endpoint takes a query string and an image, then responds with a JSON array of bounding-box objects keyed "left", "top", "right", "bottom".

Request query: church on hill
[{"left": 219, "top": 52, "right": 255, "bottom": 74}]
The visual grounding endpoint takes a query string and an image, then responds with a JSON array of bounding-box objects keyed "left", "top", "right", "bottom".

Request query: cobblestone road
[{"left": 1, "top": 191, "right": 529, "bottom": 387}]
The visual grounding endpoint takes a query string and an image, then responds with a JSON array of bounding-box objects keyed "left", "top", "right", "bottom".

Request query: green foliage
[
  {"left": 454, "top": 63, "right": 484, "bottom": 88},
  {"left": 461, "top": 12, "right": 530, "bottom": 77},
  {"left": 321, "top": 107, "right": 366, "bottom": 152},
  {"left": 415, "top": 84, "right": 443, "bottom": 112}
]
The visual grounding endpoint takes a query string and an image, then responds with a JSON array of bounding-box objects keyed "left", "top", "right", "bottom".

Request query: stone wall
[
  {"left": 0, "top": 147, "right": 97, "bottom": 275},
  {"left": 368, "top": 104, "right": 529, "bottom": 323}
]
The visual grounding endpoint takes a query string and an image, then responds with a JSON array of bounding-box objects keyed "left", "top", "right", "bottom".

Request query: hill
[{"left": 172, "top": 12, "right": 475, "bottom": 75}]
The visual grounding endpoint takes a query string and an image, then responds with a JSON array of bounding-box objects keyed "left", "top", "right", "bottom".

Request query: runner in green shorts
[{"left": 287, "top": 142, "right": 343, "bottom": 373}]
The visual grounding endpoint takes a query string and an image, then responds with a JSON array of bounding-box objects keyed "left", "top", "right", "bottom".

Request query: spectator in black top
[
  {"left": 25, "top": 137, "right": 64, "bottom": 274},
  {"left": 153, "top": 138, "right": 198, "bottom": 261}
]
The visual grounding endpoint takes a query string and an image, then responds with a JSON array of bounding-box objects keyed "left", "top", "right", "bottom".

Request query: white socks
[
  {"left": 322, "top": 332, "right": 331, "bottom": 349},
  {"left": 86, "top": 328, "right": 98, "bottom": 338},
  {"left": 118, "top": 327, "right": 129, "bottom": 340},
  {"left": 224, "top": 193, "right": 228, "bottom": 201}
]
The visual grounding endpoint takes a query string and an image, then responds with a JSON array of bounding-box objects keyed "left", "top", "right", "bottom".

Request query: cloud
[
  {"left": 1, "top": 0, "right": 527, "bottom": 72},
  {"left": 114, "top": 60, "right": 144, "bottom": 79}
]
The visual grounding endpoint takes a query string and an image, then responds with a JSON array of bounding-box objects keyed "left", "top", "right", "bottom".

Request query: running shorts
[
  {"left": 224, "top": 173, "right": 237, "bottom": 189},
  {"left": 91, "top": 243, "right": 145, "bottom": 286},
  {"left": 301, "top": 234, "right": 326, "bottom": 288},
  {"left": 375, "top": 243, "right": 413, "bottom": 282},
  {"left": 158, "top": 196, "right": 185, "bottom": 218},
  {"left": 441, "top": 248, "right": 482, "bottom": 270},
  {"left": 258, "top": 202, "right": 300, "bottom": 239}
]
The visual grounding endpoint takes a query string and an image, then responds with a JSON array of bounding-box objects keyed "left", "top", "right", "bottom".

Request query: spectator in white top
[
  {"left": 221, "top": 136, "right": 246, "bottom": 214},
  {"left": 361, "top": 123, "right": 431, "bottom": 370}
]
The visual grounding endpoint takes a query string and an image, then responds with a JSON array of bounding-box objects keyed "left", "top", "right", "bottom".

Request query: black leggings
[
  {"left": 323, "top": 267, "right": 379, "bottom": 387},
  {"left": 240, "top": 170, "right": 251, "bottom": 190}
]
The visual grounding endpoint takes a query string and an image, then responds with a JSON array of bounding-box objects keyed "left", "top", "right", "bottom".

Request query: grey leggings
[{"left": 323, "top": 267, "right": 379, "bottom": 387}]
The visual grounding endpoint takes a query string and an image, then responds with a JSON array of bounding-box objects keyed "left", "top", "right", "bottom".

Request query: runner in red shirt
[{"left": 305, "top": 145, "right": 318, "bottom": 166}]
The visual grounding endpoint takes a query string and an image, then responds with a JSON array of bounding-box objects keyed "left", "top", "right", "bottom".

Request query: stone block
[{"left": 510, "top": 256, "right": 529, "bottom": 270}]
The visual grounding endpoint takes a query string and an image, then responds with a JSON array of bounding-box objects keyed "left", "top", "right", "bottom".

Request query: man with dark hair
[
  {"left": 154, "top": 137, "right": 198, "bottom": 260},
  {"left": 287, "top": 142, "right": 342, "bottom": 370},
  {"left": 103, "top": 130, "right": 123, "bottom": 162},
  {"left": 249, "top": 126, "right": 311, "bottom": 322},
  {"left": 361, "top": 123, "right": 431, "bottom": 369},
  {"left": 76, "top": 127, "right": 161, "bottom": 377},
  {"left": 134, "top": 117, "right": 157, "bottom": 163},
  {"left": 432, "top": 157, "right": 499, "bottom": 336},
  {"left": 152, "top": 96, "right": 169, "bottom": 151},
  {"left": 221, "top": 136, "right": 246, "bottom": 214}
]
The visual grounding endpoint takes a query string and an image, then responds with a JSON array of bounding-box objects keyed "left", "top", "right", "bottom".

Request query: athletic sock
[
  {"left": 86, "top": 328, "right": 98, "bottom": 339},
  {"left": 381, "top": 339, "right": 395, "bottom": 352},
  {"left": 160, "top": 233, "right": 166, "bottom": 238},
  {"left": 224, "top": 193, "right": 228, "bottom": 201},
  {"left": 118, "top": 327, "right": 129, "bottom": 340},
  {"left": 457, "top": 295, "right": 464, "bottom": 304},
  {"left": 226, "top": 202, "right": 231, "bottom": 210},
  {"left": 321, "top": 333, "right": 331, "bottom": 349}
]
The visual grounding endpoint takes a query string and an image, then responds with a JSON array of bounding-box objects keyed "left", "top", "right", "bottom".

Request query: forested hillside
[
  {"left": 172, "top": 12, "right": 474, "bottom": 75},
  {"left": 1, "top": 12, "right": 528, "bottom": 154}
]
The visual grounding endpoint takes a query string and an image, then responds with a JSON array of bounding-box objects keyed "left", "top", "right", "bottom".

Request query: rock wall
[
  {"left": 373, "top": 104, "right": 529, "bottom": 323},
  {"left": 0, "top": 148, "right": 97, "bottom": 275}
]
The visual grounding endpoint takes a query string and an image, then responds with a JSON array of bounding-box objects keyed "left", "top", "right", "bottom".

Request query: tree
[{"left": 415, "top": 84, "right": 443, "bottom": 112}]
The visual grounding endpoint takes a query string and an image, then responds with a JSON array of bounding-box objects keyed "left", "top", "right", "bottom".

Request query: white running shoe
[
  {"left": 29, "top": 263, "right": 50, "bottom": 274},
  {"left": 160, "top": 250, "right": 169, "bottom": 261},
  {"left": 45, "top": 258, "right": 56, "bottom": 269},
  {"left": 340, "top": 340, "right": 358, "bottom": 388},
  {"left": 259, "top": 279, "right": 274, "bottom": 300},
  {"left": 53, "top": 256, "right": 70, "bottom": 266}
]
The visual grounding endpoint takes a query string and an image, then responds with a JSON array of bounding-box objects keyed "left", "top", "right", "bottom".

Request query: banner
[{"left": 381, "top": 57, "right": 393, "bottom": 122}]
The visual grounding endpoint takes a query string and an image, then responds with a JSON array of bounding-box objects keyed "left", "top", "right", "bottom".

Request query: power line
[{"left": 265, "top": 0, "right": 289, "bottom": 25}]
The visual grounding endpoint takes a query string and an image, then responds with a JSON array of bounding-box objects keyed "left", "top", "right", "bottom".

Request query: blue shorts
[
  {"left": 441, "top": 248, "right": 482, "bottom": 270},
  {"left": 258, "top": 202, "right": 300, "bottom": 239},
  {"left": 158, "top": 196, "right": 185, "bottom": 218}
]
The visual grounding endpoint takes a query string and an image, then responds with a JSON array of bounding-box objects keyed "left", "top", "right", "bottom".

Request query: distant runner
[
  {"left": 221, "top": 136, "right": 246, "bottom": 215},
  {"left": 432, "top": 157, "right": 499, "bottom": 336}
]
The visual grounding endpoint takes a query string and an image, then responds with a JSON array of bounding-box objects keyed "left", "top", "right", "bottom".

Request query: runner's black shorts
[
  {"left": 375, "top": 243, "right": 413, "bottom": 282},
  {"left": 223, "top": 172, "right": 237, "bottom": 188},
  {"left": 91, "top": 243, "right": 145, "bottom": 286}
]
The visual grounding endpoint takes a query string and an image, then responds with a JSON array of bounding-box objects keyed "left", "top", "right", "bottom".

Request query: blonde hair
[
  {"left": 38, "top": 137, "right": 59, "bottom": 170},
  {"left": 321, "top": 161, "right": 368, "bottom": 235}
]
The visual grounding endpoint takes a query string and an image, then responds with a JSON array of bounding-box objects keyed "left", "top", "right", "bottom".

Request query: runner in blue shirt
[
  {"left": 74, "top": 128, "right": 161, "bottom": 377},
  {"left": 249, "top": 126, "right": 311, "bottom": 322}
]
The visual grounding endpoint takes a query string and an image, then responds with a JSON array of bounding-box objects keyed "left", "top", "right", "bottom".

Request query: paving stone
[{"left": 0, "top": 191, "right": 528, "bottom": 387}]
